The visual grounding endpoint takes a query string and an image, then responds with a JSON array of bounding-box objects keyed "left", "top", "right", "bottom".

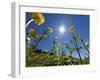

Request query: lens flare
[{"left": 59, "top": 26, "right": 65, "bottom": 34}]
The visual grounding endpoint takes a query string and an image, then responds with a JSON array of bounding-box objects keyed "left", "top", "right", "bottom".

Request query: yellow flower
[
  {"left": 48, "top": 27, "right": 53, "bottom": 33},
  {"left": 26, "top": 37, "right": 30, "bottom": 43},
  {"left": 76, "top": 35, "right": 81, "bottom": 41},
  {"left": 69, "top": 26, "right": 75, "bottom": 32},
  {"left": 31, "top": 13, "right": 45, "bottom": 25},
  {"left": 29, "top": 29, "right": 39, "bottom": 39}
]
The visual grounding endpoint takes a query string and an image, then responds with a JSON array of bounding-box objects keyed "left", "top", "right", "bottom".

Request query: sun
[{"left": 59, "top": 25, "right": 66, "bottom": 34}]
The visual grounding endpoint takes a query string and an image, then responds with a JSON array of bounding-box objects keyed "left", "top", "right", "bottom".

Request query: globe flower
[
  {"left": 31, "top": 13, "right": 45, "bottom": 25},
  {"left": 26, "top": 37, "right": 30, "bottom": 43},
  {"left": 76, "top": 35, "right": 81, "bottom": 41},
  {"left": 48, "top": 27, "right": 53, "bottom": 33},
  {"left": 69, "top": 26, "right": 75, "bottom": 32},
  {"left": 29, "top": 29, "right": 39, "bottom": 39}
]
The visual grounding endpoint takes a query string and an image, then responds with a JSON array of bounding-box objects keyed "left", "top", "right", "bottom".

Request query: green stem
[{"left": 72, "top": 33, "right": 83, "bottom": 64}]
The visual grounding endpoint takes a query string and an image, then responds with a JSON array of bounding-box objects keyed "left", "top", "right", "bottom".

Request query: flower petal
[
  {"left": 76, "top": 35, "right": 81, "bottom": 41},
  {"left": 69, "top": 26, "right": 75, "bottom": 32},
  {"left": 31, "top": 13, "right": 45, "bottom": 25},
  {"left": 29, "top": 29, "right": 39, "bottom": 39},
  {"left": 48, "top": 27, "right": 53, "bottom": 33}
]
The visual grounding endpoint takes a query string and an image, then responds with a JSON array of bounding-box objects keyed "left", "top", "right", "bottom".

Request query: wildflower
[
  {"left": 76, "top": 34, "right": 81, "bottom": 41},
  {"left": 48, "top": 27, "right": 53, "bottom": 33},
  {"left": 29, "top": 29, "right": 39, "bottom": 39},
  {"left": 31, "top": 13, "right": 45, "bottom": 25},
  {"left": 26, "top": 37, "right": 30, "bottom": 43},
  {"left": 69, "top": 26, "right": 75, "bottom": 32}
]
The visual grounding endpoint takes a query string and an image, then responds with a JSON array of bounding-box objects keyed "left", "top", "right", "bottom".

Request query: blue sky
[{"left": 26, "top": 12, "right": 89, "bottom": 58}]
